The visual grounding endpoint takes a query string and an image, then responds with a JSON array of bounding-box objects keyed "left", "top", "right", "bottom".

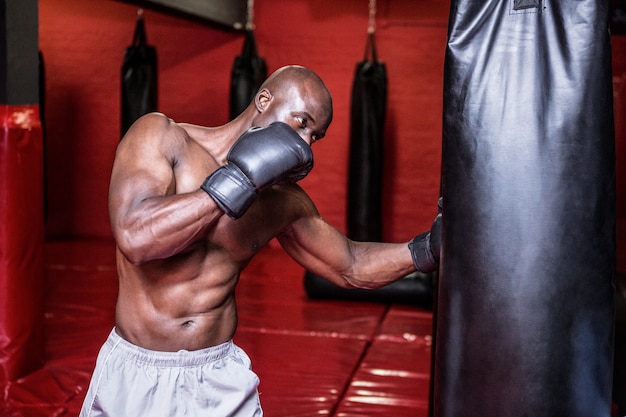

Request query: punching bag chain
[
  {"left": 368, "top": 0, "right": 376, "bottom": 34},
  {"left": 246, "top": 0, "right": 255, "bottom": 30}
]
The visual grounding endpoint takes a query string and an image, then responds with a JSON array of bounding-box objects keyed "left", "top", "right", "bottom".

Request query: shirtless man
[{"left": 80, "top": 65, "right": 441, "bottom": 417}]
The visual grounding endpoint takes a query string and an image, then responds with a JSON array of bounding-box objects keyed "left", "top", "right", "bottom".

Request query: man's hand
[
  {"left": 201, "top": 122, "right": 313, "bottom": 219},
  {"left": 408, "top": 197, "right": 442, "bottom": 273}
]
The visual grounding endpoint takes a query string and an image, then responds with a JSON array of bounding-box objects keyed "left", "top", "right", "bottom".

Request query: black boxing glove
[
  {"left": 201, "top": 122, "right": 313, "bottom": 219},
  {"left": 408, "top": 197, "right": 442, "bottom": 273}
]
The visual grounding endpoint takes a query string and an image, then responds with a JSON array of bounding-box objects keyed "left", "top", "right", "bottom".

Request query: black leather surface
[
  {"left": 229, "top": 30, "right": 266, "bottom": 120},
  {"left": 347, "top": 33, "right": 387, "bottom": 243},
  {"left": 121, "top": 15, "right": 157, "bottom": 136},
  {"left": 435, "top": 1, "right": 616, "bottom": 416}
]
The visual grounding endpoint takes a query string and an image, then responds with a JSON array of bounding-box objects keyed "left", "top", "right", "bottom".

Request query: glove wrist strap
[
  {"left": 201, "top": 165, "right": 257, "bottom": 219},
  {"left": 409, "top": 232, "right": 438, "bottom": 273}
]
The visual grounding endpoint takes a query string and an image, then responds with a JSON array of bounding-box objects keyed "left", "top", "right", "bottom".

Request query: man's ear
[{"left": 255, "top": 88, "right": 272, "bottom": 113}]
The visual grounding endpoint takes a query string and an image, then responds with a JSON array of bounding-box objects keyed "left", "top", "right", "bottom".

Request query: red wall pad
[{"left": 0, "top": 105, "right": 45, "bottom": 381}]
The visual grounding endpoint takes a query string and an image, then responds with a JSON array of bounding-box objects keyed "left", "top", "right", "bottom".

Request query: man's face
[{"left": 256, "top": 83, "right": 332, "bottom": 146}]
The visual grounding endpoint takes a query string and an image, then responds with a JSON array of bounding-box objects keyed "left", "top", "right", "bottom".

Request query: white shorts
[{"left": 80, "top": 329, "right": 262, "bottom": 417}]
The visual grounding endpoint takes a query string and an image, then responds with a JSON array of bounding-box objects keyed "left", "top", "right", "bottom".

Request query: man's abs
[
  {"left": 110, "top": 185, "right": 303, "bottom": 352},
  {"left": 113, "top": 246, "right": 242, "bottom": 352}
]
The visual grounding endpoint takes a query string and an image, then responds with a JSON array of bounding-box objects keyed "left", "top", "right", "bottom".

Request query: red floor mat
[
  {"left": 1, "top": 240, "right": 434, "bottom": 416},
  {"left": 336, "top": 307, "right": 433, "bottom": 417},
  {"left": 236, "top": 330, "right": 369, "bottom": 417}
]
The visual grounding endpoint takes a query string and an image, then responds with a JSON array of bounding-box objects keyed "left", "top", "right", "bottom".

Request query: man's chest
[
  {"left": 173, "top": 141, "right": 221, "bottom": 193},
  {"left": 207, "top": 187, "right": 294, "bottom": 261}
]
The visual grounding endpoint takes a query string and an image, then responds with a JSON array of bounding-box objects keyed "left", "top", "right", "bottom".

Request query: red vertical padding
[{"left": 0, "top": 105, "right": 45, "bottom": 381}]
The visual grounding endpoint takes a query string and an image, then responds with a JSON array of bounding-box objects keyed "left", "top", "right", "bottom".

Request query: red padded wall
[
  {"left": 38, "top": 0, "right": 448, "bottom": 242},
  {"left": 38, "top": 0, "right": 625, "bottom": 261},
  {"left": 0, "top": 105, "right": 45, "bottom": 380}
]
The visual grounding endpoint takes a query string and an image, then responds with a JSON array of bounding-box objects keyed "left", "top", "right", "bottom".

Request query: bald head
[
  {"left": 261, "top": 65, "right": 326, "bottom": 93},
  {"left": 244, "top": 65, "right": 333, "bottom": 144},
  {"left": 260, "top": 65, "right": 333, "bottom": 127}
]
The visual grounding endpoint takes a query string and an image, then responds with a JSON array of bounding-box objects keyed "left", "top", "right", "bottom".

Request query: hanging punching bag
[
  {"left": 304, "top": 30, "right": 433, "bottom": 306},
  {"left": 229, "top": 29, "right": 266, "bottom": 120},
  {"left": 39, "top": 51, "right": 48, "bottom": 220},
  {"left": 0, "top": 106, "right": 44, "bottom": 381},
  {"left": 121, "top": 10, "right": 157, "bottom": 136},
  {"left": 435, "top": 1, "right": 615, "bottom": 416},
  {"left": 0, "top": 0, "right": 45, "bottom": 381},
  {"left": 347, "top": 32, "right": 387, "bottom": 242}
]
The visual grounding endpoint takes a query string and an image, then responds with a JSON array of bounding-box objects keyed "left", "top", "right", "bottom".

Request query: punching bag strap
[
  {"left": 241, "top": 0, "right": 260, "bottom": 58},
  {"left": 132, "top": 10, "right": 148, "bottom": 47},
  {"left": 363, "top": 32, "right": 378, "bottom": 63},
  {"left": 241, "top": 29, "right": 259, "bottom": 62},
  {"left": 363, "top": 0, "right": 378, "bottom": 63}
]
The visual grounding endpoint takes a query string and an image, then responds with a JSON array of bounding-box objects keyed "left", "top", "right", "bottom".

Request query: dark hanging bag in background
[
  {"left": 229, "top": 29, "right": 266, "bottom": 120},
  {"left": 304, "top": 31, "right": 434, "bottom": 307},
  {"left": 121, "top": 11, "right": 157, "bottom": 137},
  {"left": 347, "top": 31, "right": 387, "bottom": 243}
]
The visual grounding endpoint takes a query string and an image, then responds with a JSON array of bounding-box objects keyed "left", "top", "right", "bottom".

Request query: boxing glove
[
  {"left": 201, "top": 122, "right": 314, "bottom": 219},
  {"left": 409, "top": 197, "right": 442, "bottom": 273}
]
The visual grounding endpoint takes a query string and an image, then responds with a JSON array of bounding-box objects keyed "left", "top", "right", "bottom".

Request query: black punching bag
[
  {"left": 121, "top": 10, "right": 157, "bottom": 136},
  {"left": 436, "top": 1, "right": 615, "bottom": 416},
  {"left": 303, "top": 31, "right": 433, "bottom": 306},
  {"left": 229, "top": 29, "right": 266, "bottom": 120},
  {"left": 347, "top": 32, "right": 386, "bottom": 242}
]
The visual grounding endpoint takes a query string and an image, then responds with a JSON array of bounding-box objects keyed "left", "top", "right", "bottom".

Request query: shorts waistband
[{"left": 106, "top": 328, "right": 234, "bottom": 367}]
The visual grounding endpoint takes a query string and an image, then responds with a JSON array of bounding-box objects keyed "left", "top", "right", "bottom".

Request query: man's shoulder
[
  {"left": 120, "top": 113, "right": 193, "bottom": 154},
  {"left": 130, "top": 112, "right": 173, "bottom": 132}
]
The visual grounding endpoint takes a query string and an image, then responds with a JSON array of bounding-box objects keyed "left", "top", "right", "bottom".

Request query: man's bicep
[
  {"left": 111, "top": 113, "right": 180, "bottom": 198},
  {"left": 108, "top": 131, "right": 176, "bottom": 231}
]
